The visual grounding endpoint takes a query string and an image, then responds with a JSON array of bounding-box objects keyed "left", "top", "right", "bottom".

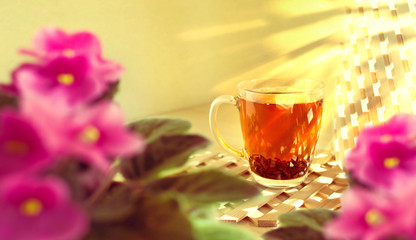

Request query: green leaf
[
  {"left": 89, "top": 184, "right": 137, "bottom": 222},
  {"left": 130, "top": 118, "right": 192, "bottom": 142},
  {"left": 85, "top": 227, "right": 147, "bottom": 240},
  {"left": 120, "top": 134, "right": 209, "bottom": 180},
  {"left": 263, "top": 226, "right": 325, "bottom": 240},
  {"left": 145, "top": 169, "right": 260, "bottom": 203},
  {"left": 134, "top": 194, "right": 195, "bottom": 240},
  {"left": 193, "top": 220, "right": 261, "bottom": 240},
  {"left": 87, "top": 194, "right": 195, "bottom": 240},
  {"left": 277, "top": 209, "right": 337, "bottom": 232}
]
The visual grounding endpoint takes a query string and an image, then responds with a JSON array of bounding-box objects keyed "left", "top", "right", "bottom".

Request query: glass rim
[{"left": 237, "top": 78, "right": 325, "bottom": 95}]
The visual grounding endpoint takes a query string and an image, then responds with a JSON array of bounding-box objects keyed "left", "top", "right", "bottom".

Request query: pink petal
[
  {"left": 32, "top": 204, "right": 89, "bottom": 240},
  {"left": 102, "top": 130, "right": 145, "bottom": 157},
  {"left": 73, "top": 101, "right": 124, "bottom": 127},
  {"left": 33, "top": 26, "right": 68, "bottom": 52}
]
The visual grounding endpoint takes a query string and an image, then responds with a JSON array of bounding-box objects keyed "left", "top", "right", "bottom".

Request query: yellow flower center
[
  {"left": 80, "top": 125, "right": 100, "bottom": 144},
  {"left": 62, "top": 48, "right": 75, "bottom": 57},
  {"left": 57, "top": 74, "right": 74, "bottom": 85},
  {"left": 3, "top": 140, "right": 28, "bottom": 154},
  {"left": 380, "top": 134, "right": 392, "bottom": 143},
  {"left": 365, "top": 209, "right": 384, "bottom": 226},
  {"left": 384, "top": 157, "right": 400, "bottom": 169},
  {"left": 20, "top": 198, "right": 43, "bottom": 216}
]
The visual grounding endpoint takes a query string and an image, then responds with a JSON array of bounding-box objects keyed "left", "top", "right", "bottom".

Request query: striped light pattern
[{"left": 334, "top": 0, "right": 416, "bottom": 164}]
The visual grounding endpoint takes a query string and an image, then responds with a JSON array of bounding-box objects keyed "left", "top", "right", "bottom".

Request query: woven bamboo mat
[{"left": 188, "top": 151, "right": 348, "bottom": 227}]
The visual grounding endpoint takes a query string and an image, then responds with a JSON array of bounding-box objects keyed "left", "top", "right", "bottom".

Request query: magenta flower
[
  {"left": 21, "top": 98, "right": 144, "bottom": 172},
  {"left": 61, "top": 101, "right": 145, "bottom": 171},
  {"left": 0, "top": 175, "right": 88, "bottom": 240},
  {"left": 20, "top": 26, "right": 123, "bottom": 83},
  {"left": 23, "top": 26, "right": 101, "bottom": 59},
  {"left": 346, "top": 114, "right": 416, "bottom": 189},
  {"left": 9, "top": 56, "right": 109, "bottom": 106},
  {"left": 347, "top": 140, "right": 416, "bottom": 189},
  {"left": 21, "top": 26, "right": 101, "bottom": 59},
  {"left": 0, "top": 109, "right": 52, "bottom": 177},
  {"left": 324, "top": 187, "right": 411, "bottom": 240},
  {"left": 389, "top": 180, "right": 416, "bottom": 238},
  {"left": 354, "top": 114, "right": 416, "bottom": 150},
  {"left": 19, "top": 95, "right": 73, "bottom": 155}
]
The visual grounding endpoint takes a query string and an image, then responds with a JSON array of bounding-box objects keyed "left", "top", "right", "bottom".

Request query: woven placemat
[{"left": 188, "top": 151, "right": 348, "bottom": 227}]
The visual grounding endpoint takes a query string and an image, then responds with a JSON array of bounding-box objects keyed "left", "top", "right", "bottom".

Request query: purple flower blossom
[
  {"left": 20, "top": 26, "right": 122, "bottom": 83},
  {"left": 0, "top": 25, "right": 153, "bottom": 240},
  {"left": 9, "top": 56, "right": 109, "bottom": 106},
  {"left": 21, "top": 26, "right": 100, "bottom": 59},
  {"left": 354, "top": 114, "right": 416, "bottom": 150},
  {"left": 0, "top": 175, "right": 89, "bottom": 240},
  {"left": 347, "top": 140, "right": 416, "bottom": 189},
  {"left": 20, "top": 97, "right": 144, "bottom": 172},
  {"left": 0, "top": 109, "right": 52, "bottom": 177},
  {"left": 62, "top": 101, "right": 145, "bottom": 171},
  {"left": 19, "top": 95, "right": 72, "bottom": 155},
  {"left": 324, "top": 187, "right": 412, "bottom": 240},
  {"left": 389, "top": 180, "right": 416, "bottom": 238},
  {"left": 346, "top": 114, "right": 416, "bottom": 189}
]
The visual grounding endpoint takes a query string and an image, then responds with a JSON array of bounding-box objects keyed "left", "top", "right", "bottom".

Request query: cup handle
[{"left": 209, "top": 95, "right": 244, "bottom": 157}]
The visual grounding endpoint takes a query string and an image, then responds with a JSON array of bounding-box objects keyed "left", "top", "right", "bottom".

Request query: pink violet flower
[
  {"left": 20, "top": 97, "right": 144, "bottom": 172},
  {"left": 62, "top": 101, "right": 145, "bottom": 172},
  {"left": 346, "top": 114, "right": 416, "bottom": 189},
  {"left": 389, "top": 180, "right": 416, "bottom": 238},
  {"left": 20, "top": 96, "right": 145, "bottom": 172},
  {"left": 0, "top": 109, "right": 52, "bottom": 177},
  {"left": 9, "top": 56, "right": 109, "bottom": 106},
  {"left": 346, "top": 140, "right": 416, "bottom": 189},
  {"left": 354, "top": 114, "right": 416, "bottom": 150},
  {"left": 19, "top": 95, "right": 74, "bottom": 157},
  {"left": 23, "top": 26, "right": 101, "bottom": 59},
  {"left": 324, "top": 187, "right": 411, "bottom": 240},
  {"left": 0, "top": 175, "right": 89, "bottom": 240},
  {"left": 20, "top": 26, "right": 123, "bottom": 83}
]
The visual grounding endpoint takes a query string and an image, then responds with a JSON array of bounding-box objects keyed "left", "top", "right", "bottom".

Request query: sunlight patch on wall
[
  {"left": 179, "top": 19, "right": 268, "bottom": 41},
  {"left": 265, "top": 0, "right": 347, "bottom": 17},
  {"left": 264, "top": 17, "right": 343, "bottom": 56}
]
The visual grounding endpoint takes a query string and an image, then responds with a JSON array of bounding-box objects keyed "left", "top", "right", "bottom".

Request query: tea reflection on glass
[{"left": 209, "top": 78, "right": 324, "bottom": 188}]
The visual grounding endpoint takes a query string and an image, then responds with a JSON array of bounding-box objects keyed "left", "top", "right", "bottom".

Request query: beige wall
[{"left": 0, "top": 0, "right": 347, "bottom": 146}]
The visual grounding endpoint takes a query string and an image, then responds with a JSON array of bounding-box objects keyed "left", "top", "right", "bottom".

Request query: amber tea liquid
[{"left": 239, "top": 97, "right": 323, "bottom": 180}]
